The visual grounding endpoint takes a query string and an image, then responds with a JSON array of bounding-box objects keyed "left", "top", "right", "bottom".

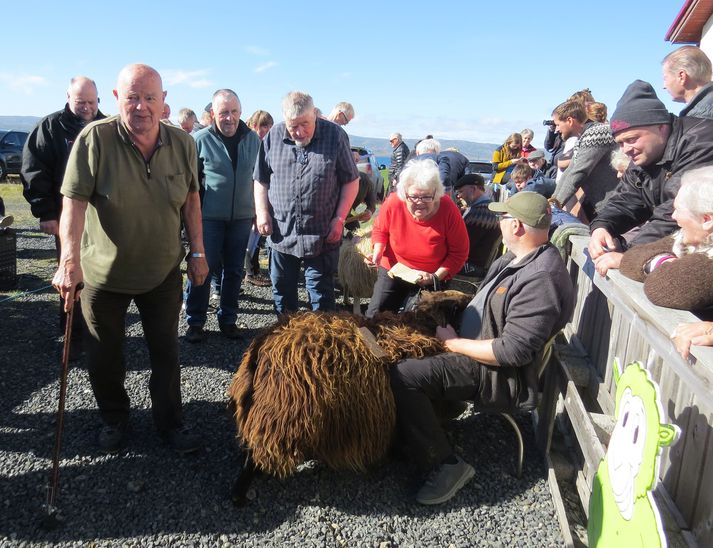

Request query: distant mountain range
[
  {"left": 0, "top": 116, "right": 499, "bottom": 162},
  {"left": 0, "top": 116, "right": 41, "bottom": 132}
]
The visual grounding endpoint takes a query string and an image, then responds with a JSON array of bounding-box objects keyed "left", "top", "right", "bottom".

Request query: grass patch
[{"left": 1, "top": 178, "right": 34, "bottom": 227}]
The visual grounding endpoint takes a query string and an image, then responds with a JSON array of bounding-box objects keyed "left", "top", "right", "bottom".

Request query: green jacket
[
  {"left": 194, "top": 121, "right": 260, "bottom": 221},
  {"left": 61, "top": 116, "right": 198, "bottom": 293}
]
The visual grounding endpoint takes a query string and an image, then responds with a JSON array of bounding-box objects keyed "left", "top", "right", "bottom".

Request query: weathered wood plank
[
  {"left": 675, "top": 407, "right": 712, "bottom": 528},
  {"left": 563, "top": 380, "right": 605, "bottom": 473},
  {"left": 690, "top": 413, "right": 713, "bottom": 546},
  {"left": 545, "top": 455, "right": 575, "bottom": 548}
]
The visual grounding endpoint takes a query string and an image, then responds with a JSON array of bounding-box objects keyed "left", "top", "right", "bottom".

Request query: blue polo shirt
[{"left": 253, "top": 118, "right": 358, "bottom": 257}]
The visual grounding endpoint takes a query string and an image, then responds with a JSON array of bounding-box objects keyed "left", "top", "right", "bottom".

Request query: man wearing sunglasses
[{"left": 390, "top": 191, "right": 574, "bottom": 505}]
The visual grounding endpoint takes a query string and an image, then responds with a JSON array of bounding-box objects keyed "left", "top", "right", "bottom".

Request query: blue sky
[{"left": 1, "top": 0, "right": 689, "bottom": 145}]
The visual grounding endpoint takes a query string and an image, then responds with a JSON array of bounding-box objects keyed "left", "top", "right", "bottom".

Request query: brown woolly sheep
[
  {"left": 337, "top": 228, "right": 377, "bottom": 314},
  {"left": 227, "top": 290, "right": 471, "bottom": 503}
]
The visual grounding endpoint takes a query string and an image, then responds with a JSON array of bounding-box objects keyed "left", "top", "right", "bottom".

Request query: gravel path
[{"left": 0, "top": 224, "right": 564, "bottom": 547}]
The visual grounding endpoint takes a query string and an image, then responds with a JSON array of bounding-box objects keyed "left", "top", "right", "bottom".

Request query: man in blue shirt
[{"left": 253, "top": 91, "right": 359, "bottom": 313}]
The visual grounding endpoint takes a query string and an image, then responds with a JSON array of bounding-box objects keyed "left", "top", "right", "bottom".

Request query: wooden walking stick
[{"left": 41, "top": 282, "right": 82, "bottom": 529}]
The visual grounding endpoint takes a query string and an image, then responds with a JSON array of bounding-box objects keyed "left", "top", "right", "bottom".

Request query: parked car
[
  {"left": 351, "top": 145, "right": 386, "bottom": 200},
  {"left": 0, "top": 130, "right": 29, "bottom": 181},
  {"left": 466, "top": 160, "right": 493, "bottom": 183}
]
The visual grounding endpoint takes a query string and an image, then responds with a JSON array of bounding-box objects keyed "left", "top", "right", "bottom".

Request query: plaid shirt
[{"left": 254, "top": 118, "right": 358, "bottom": 257}]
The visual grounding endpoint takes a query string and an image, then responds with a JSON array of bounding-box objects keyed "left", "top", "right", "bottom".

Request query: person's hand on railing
[
  {"left": 671, "top": 321, "right": 713, "bottom": 359},
  {"left": 593, "top": 252, "right": 623, "bottom": 277},
  {"left": 589, "top": 227, "right": 620, "bottom": 259}
]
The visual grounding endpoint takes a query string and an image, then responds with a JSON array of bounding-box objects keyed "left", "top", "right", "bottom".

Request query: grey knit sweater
[{"left": 552, "top": 121, "right": 620, "bottom": 218}]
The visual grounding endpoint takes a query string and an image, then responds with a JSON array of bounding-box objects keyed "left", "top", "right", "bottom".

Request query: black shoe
[
  {"left": 185, "top": 325, "right": 206, "bottom": 343},
  {"left": 219, "top": 324, "right": 241, "bottom": 339},
  {"left": 160, "top": 425, "right": 202, "bottom": 454},
  {"left": 98, "top": 423, "right": 127, "bottom": 454}
]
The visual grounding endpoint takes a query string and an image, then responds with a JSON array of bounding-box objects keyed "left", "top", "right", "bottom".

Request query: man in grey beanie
[{"left": 589, "top": 79, "right": 713, "bottom": 275}]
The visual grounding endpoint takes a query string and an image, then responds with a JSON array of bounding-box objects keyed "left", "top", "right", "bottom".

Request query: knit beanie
[{"left": 610, "top": 80, "right": 671, "bottom": 135}]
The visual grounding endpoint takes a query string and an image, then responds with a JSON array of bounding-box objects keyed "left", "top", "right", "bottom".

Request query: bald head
[
  {"left": 113, "top": 63, "right": 166, "bottom": 138},
  {"left": 67, "top": 76, "right": 99, "bottom": 123}
]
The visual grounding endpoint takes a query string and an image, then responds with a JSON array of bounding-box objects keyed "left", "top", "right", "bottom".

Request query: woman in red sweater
[{"left": 365, "top": 159, "right": 469, "bottom": 316}]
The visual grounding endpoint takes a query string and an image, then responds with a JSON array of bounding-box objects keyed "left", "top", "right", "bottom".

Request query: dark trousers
[
  {"left": 55, "top": 235, "right": 86, "bottom": 339},
  {"left": 365, "top": 266, "right": 415, "bottom": 318},
  {"left": 390, "top": 352, "right": 483, "bottom": 470},
  {"left": 81, "top": 267, "right": 183, "bottom": 430}
]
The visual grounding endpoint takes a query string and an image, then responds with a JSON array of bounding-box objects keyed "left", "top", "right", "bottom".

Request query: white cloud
[
  {"left": 0, "top": 73, "right": 49, "bottom": 95},
  {"left": 255, "top": 61, "right": 278, "bottom": 74},
  {"left": 161, "top": 69, "right": 214, "bottom": 89},
  {"left": 245, "top": 45, "right": 269, "bottom": 56}
]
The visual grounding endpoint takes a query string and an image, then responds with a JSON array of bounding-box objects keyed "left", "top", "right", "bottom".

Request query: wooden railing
[{"left": 559, "top": 235, "right": 713, "bottom": 547}]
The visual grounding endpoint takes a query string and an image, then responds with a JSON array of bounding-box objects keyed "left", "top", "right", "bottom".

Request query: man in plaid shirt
[{"left": 253, "top": 91, "right": 359, "bottom": 313}]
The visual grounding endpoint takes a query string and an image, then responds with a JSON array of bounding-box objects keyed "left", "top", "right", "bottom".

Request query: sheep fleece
[{"left": 227, "top": 311, "right": 446, "bottom": 478}]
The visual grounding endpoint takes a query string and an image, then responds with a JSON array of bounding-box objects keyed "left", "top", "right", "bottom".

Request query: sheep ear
[
  {"left": 658, "top": 424, "right": 680, "bottom": 448},
  {"left": 612, "top": 358, "right": 622, "bottom": 385}
]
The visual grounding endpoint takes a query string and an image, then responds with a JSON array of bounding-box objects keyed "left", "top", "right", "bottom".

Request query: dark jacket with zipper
[
  {"left": 590, "top": 114, "right": 713, "bottom": 246},
  {"left": 21, "top": 104, "right": 105, "bottom": 221},
  {"left": 194, "top": 120, "right": 260, "bottom": 221},
  {"left": 472, "top": 243, "right": 574, "bottom": 410}
]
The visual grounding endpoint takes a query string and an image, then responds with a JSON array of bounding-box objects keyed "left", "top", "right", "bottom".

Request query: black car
[
  {"left": 0, "top": 130, "right": 29, "bottom": 180},
  {"left": 466, "top": 160, "right": 493, "bottom": 183}
]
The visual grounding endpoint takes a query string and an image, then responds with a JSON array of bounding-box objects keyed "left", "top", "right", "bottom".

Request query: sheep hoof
[{"left": 231, "top": 457, "right": 259, "bottom": 507}]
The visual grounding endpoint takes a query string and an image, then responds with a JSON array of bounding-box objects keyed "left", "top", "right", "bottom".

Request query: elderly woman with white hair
[
  {"left": 620, "top": 166, "right": 713, "bottom": 317},
  {"left": 365, "top": 159, "right": 468, "bottom": 317}
]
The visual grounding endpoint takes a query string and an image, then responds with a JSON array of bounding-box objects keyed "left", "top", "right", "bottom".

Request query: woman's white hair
[
  {"left": 396, "top": 159, "right": 444, "bottom": 202},
  {"left": 677, "top": 166, "right": 713, "bottom": 217},
  {"left": 671, "top": 166, "right": 713, "bottom": 257}
]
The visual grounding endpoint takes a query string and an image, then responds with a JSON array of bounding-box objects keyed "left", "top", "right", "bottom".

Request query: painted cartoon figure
[{"left": 588, "top": 360, "right": 680, "bottom": 547}]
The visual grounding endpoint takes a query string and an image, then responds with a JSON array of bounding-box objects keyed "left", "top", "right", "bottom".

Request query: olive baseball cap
[{"left": 488, "top": 191, "right": 551, "bottom": 229}]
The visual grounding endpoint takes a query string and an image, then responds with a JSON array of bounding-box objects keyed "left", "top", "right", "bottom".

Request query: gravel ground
[{"left": 0, "top": 223, "right": 564, "bottom": 547}]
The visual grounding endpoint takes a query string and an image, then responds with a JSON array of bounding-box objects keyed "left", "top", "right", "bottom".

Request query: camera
[{"left": 542, "top": 119, "right": 555, "bottom": 127}]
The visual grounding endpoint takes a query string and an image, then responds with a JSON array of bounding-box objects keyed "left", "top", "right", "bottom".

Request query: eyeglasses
[
  {"left": 495, "top": 213, "right": 515, "bottom": 220},
  {"left": 406, "top": 194, "right": 435, "bottom": 203},
  {"left": 338, "top": 111, "right": 349, "bottom": 125}
]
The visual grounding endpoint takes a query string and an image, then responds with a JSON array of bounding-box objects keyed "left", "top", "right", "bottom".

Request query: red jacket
[{"left": 372, "top": 194, "right": 468, "bottom": 278}]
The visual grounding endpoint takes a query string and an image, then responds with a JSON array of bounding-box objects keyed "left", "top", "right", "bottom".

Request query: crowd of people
[{"left": 7, "top": 42, "right": 713, "bottom": 507}]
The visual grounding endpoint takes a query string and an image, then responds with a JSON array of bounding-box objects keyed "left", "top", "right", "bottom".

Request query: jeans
[
  {"left": 185, "top": 218, "right": 252, "bottom": 327},
  {"left": 81, "top": 267, "right": 183, "bottom": 430},
  {"left": 269, "top": 247, "right": 339, "bottom": 314}
]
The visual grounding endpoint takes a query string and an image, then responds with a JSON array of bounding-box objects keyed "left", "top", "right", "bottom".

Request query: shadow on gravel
[{"left": 2, "top": 399, "right": 548, "bottom": 545}]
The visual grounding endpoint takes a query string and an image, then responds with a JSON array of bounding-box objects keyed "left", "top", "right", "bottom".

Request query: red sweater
[{"left": 372, "top": 194, "right": 469, "bottom": 278}]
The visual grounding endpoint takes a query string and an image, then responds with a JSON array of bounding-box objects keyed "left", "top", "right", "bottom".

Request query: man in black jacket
[
  {"left": 21, "top": 76, "right": 105, "bottom": 352},
  {"left": 588, "top": 80, "right": 713, "bottom": 275},
  {"left": 438, "top": 147, "right": 469, "bottom": 191},
  {"left": 390, "top": 192, "right": 574, "bottom": 505},
  {"left": 388, "top": 132, "right": 409, "bottom": 190}
]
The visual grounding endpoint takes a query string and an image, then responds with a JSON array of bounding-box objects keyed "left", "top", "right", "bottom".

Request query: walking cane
[{"left": 41, "top": 282, "right": 82, "bottom": 529}]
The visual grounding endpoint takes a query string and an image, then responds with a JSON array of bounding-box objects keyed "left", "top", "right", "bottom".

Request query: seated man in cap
[
  {"left": 390, "top": 191, "right": 575, "bottom": 505},
  {"left": 589, "top": 79, "right": 713, "bottom": 276},
  {"left": 527, "top": 148, "right": 557, "bottom": 180},
  {"left": 454, "top": 174, "right": 500, "bottom": 278}
]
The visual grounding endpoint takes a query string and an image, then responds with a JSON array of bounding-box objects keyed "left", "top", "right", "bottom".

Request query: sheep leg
[
  {"left": 231, "top": 453, "right": 259, "bottom": 507},
  {"left": 352, "top": 297, "right": 361, "bottom": 315}
]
